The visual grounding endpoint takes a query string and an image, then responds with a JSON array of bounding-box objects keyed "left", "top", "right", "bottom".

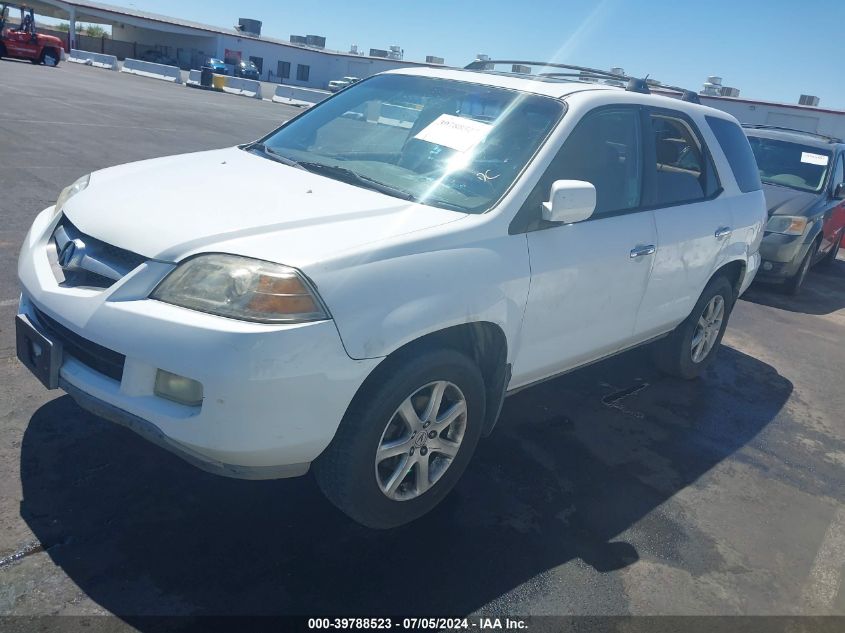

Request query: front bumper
[
  {"left": 17, "top": 207, "right": 381, "bottom": 478},
  {"left": 755, "top": 231, "right": 809, "bottom": 282}
]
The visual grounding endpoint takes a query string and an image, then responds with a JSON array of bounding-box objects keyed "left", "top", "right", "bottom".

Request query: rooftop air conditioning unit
[
  {"left": 799, "top": 94, "right": 820, "bottom": 107},
  {"left": 237, "top": 18, "right": 261, "bottom": 36},
  {"left": 306, "top": 35, "right": 326, "bottom": 49},
  {"left": 701, "top": 75, "right": 723, "bottom": 96},
  {"left": 721, "top": 87, "right": 740, "bottom": 97}
]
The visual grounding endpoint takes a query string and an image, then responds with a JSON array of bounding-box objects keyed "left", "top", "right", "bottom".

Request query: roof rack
[
  {"left": 464, "top": 60, "right": 651, "bottom": 94},
  {"left": 649, "top": 84, "right": 701, "bottom": 104},
  {"left": 740, "top": 124, "right": 842, "bottom": 144},
  {"left": 464, "top": 60, "right": 702, "bottom": 103}
]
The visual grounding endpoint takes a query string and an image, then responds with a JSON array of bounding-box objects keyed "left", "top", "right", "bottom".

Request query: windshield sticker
[
  {"left": 800, "top": 152, "right": 829, "bottom": 166},
  {"left": 414, "top": 114, "right": 492, "bottom": 153}
]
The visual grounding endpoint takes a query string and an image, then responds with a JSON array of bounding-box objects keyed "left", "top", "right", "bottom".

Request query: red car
[
  {"left": 0, "top": 3, "right": 63, "bottom": 66},
  {"left": 744, "top": 126, "right": 845, "bottom": 293}
]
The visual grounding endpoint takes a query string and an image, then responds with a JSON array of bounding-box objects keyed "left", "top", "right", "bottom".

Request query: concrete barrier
[
  {"left": 67, "top": 49, "right": 118, "bottom": 70},
  {"left": 186, "top": 70, "right": 262, "bottom": 99},
  {"left": 273, "top": 85, "right": 330, "bottom": 107},
  {"left": 121, "top": 58, "right": 182, "bottom": 84},
  {"left": 220, "top": 76, "right": 262, "bottom": 99}
]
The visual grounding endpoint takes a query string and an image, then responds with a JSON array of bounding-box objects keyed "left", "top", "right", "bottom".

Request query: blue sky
[{"left": 86, "top": 0, "right": 845, "bottom": 108}]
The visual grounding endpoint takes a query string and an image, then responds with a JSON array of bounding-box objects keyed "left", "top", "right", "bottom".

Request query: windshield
[
  {"left": 747, "top": 135, "right": 831, "bottom": 193},
  {"left": 256, "top": 74, "right": 564, "bottom": 213}
]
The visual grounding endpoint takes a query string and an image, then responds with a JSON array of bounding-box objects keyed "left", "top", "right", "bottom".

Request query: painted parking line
[
  {"left": 0, "top": 299, "right": 20, "bottom": 308},
  {"left": 801, "top": 506, "right": 845, "bottom": 612}
]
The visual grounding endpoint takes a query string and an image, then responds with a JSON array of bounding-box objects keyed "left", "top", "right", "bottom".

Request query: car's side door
[
  {"left": 510, "top": 105, "right": 658, "bottom": 389},
  {"left": 633, "top": 108, "right": 731, "bottom": 339},
  {"left": 821, "top": 152, "right": 845, "bottom": 256}
]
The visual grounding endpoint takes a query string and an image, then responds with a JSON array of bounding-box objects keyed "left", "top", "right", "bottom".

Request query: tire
[
  {"left": 653, "top": 275, "right": 734, "bottom": 380},
  {"left": 41, "top": 49, "right": 60, "bottom": 67},
  {"left": 784, "top": 240, "right": 818, "bottom": 295},
  {"left": 314, "top": 348, "right": 486, "bottom": 529}
]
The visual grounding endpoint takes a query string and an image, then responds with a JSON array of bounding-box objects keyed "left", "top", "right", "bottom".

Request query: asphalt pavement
[{"left": 0, "top": 58, "right": 843, "bottom": 627}]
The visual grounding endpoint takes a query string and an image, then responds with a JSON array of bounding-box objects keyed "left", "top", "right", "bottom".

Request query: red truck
[{"left": 0, "top": 3, "right": 63, "bottom": 66}]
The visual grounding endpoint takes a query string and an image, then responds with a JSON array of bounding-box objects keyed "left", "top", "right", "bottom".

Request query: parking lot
[{"left": 1, "top": 59, "right": 844, "bottom": 623}]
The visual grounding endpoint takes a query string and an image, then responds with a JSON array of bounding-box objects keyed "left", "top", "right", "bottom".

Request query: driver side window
[
  {"left": 515, "top": 106, "right": 643, "bottom": 230},
  {"left": 831, "top": 155, "right": 844, "bottom": 193}
]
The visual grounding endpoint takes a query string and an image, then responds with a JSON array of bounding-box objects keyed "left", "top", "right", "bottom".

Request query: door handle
[
  {"left": 630, "top": 245, "right": 656, "bottom": 258},
  {"left": 715, "top": 226, "right": 732, "bottom": 239}
]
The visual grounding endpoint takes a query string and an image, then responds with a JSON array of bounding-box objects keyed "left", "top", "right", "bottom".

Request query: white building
[
  {"left": 686, "top": 75, "right": 845, "bottom": 138},
  {"left": 27, "top": 0, "right": 442, "bottom": 89},
  {"left": 697, "top": 94, "right": 845, "bottom": 140}
]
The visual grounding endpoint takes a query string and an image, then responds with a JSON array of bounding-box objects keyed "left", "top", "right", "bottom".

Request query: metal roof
[{"left": 27, "top": 0, "right": 436, "bottom": 65}]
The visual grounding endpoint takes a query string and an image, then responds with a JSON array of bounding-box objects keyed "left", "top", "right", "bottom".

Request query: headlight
[
  {"left": 766, "top": 215, "right": 808, "bottom": 236},
  {"left": 54, "top": 174, "right": 90, "bottom": 217},
  {"left": 150, "top": 254, "right": 329, "bottom": 324}
]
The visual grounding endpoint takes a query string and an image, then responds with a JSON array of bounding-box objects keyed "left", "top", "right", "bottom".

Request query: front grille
[
  {"left": 34, "top": 307, "right": 125, "bottom": 382},
  {"left": 50, "top": 218, "right": 147, "bottom": 289}
]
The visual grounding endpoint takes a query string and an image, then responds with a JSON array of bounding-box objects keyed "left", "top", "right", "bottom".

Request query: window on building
[
  {"left": 277, "top": 61, "right": 290, "bottom": 79},
  {"left": 649, "top": 113, "right": 717, "bottom": 205},
  {"left": 296, "top": 64, "right": 310, "bottom": 82}
]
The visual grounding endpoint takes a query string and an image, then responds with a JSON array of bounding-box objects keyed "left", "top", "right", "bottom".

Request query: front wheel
[
  {"left": 314, "top": 349, "right": 486, "bottom": 529},
  {"left": 784, "top": 241, "right": 817, "bottom": 295},
  {"left": 653, "top": 276, "right": 734, "bottom": 379},
  {"left": 42, "top": 49, "right": 60, "bottom": 67}
]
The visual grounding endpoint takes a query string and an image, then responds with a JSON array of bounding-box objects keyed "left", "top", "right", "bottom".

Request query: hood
[
  {"left": 37, "top": 34, "right": 64, "bottom": 47},
  {"left": 63, "top": 147, "right": 464, "bottom": 267},
  {"left": 761, "top": 183, "right": 819, "bottom": 217}
]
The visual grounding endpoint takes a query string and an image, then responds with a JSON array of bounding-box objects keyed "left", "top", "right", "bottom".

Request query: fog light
[
  {"left": 762, "top": 261, "right": 773, "bottom": 271},
  {"left": 154, "top": 369, "right": 203, "bottom": 406}
]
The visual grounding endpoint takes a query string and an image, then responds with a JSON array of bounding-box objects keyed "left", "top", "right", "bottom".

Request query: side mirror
[
  {"left": 542, "top": 180, "right": 596, "bottom": 224},
  {"left": 834, "top": 182, "right": 845, "bottom": 200}
]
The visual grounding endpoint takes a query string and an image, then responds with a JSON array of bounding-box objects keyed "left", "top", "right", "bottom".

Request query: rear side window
[
  {"left": 705, "top": 116, "right": 762, "bottom": 193},
  {"left": 649, "top": 113, "right": 718, "bottom": 205}
]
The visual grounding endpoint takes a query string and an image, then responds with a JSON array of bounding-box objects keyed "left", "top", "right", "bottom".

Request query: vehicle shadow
[
  {"left": 742, "top": 255, "right": 845, "bottom": 316},
  {"left": 19, "top": 344, "right": 791, "bottom": 619}
]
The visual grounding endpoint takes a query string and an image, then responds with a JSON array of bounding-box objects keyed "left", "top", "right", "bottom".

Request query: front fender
[{"left": 313, "top": 233, "right": 530, "bottom": 361}]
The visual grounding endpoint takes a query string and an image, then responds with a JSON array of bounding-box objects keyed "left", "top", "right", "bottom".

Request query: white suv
[{"left": 16, "top": 63, "right": 766, "bottom": 528}]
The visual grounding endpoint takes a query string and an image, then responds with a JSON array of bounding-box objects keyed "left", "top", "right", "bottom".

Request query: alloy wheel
[
  {"left": 375, "top": 381, "right": 467, "bottom": 501},
  {"left": 691, "top": 295, "right": 724, "bottom": 363}
]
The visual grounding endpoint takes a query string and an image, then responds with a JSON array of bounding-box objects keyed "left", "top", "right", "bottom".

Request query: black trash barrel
[{"left": 200, "top": 66, "right": 213, "bottom": 87}]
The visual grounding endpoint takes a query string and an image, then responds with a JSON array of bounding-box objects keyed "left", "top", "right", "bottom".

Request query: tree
[
  {"left": 82, "top": 25, "right": 108, "bottom": 38},
  {"left": 53, "top": 22, "right": 109, "bottom": 37}
]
